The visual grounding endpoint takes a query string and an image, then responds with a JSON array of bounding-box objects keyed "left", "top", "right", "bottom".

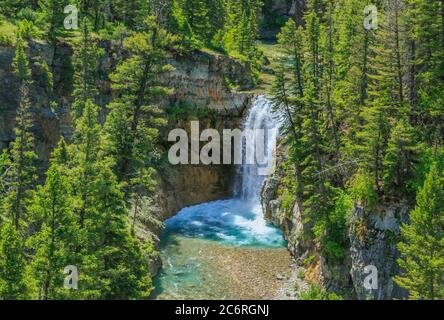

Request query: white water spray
[{"left": 236, "top": 96, "right": 279, "bottom": 200}]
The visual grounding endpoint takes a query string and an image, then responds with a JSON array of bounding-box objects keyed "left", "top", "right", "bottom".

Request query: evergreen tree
[
  {"left": 0, "top": 222, "right": 30, "bottom": 299},
  {"left": 383, "top": 118, "right": 421, "bottom": 198},
  {"left": 169, "top": 0, "right": 201, "bottom": 51},
  {"left": 206, "top": 0, "right": 225, "bottom": 39},
  {"left": 3, "top": 85, "right": 38, "bottom": 230},
  {"left": 183, "top": 0, "right": 210, "bottom": 43},
  {"left": 40, "top": 0, "right": 68, "bottom": 45},
  {"left": 28, "top": 163, "right": 80, "bottom": 300},
  {"left": 334, "top": 0, "right": 376, "bottom": 160},
  {"left": 404, "top": 0, "right": 444, "bottom": 145},
  {"left": 70, "top": 101, "right": 152, "bottom": 299},
  {"left": 321, "top": 0, "right": 340, "bottom": 152},
  {"left": 105, "top": 17, "right": 170, "bottom": 189},
  {"left": 395, "top": 164, "right": 444, "bottom": 299},
  {"left": 70, "top": 100, "right": 102, "bottom": 229},
  {"left": 0, "top": 0, "right": 36, "bottom": 18},
  {"left": 72, "top": 18, "right": 104, "bottom": 120},
  {"left": 355, "top": 102, "right": 390, "bottom": 196},
  {"left": 12, "top": 36, "right": 31, "bottom": 83},
  {"left": 81, "top": 161, "right": 152, "bottom": 299},
  {"left": 272, "top": 19, "right": 305, "bottom": 202},
  {"left": 221, "top": 0, "right": 261, "bottom": 56}
]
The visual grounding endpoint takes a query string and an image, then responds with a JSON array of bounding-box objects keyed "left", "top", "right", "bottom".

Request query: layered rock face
[
  {"left": 166, "top": 51, "right": 252, "bottom": 114},
  {"left": 155, "top": 114, "right": 248, "bottom": 221},
  {"left": 261, "top": 142, "right": 410, "bottom": 300},
  {"left": 0, "top": 41, "right": 73, "bottom": 162},
  {"left": 261, "top": 141, "right": 313, "bottom": 261},
  {"left": 348, "top": 204, "right": 409, "bottom": 300}
]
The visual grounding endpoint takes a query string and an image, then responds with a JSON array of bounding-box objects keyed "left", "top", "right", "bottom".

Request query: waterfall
[
  {"left": 236, "top": 96, "right": 279, "bottom": 201},
  {"left": 161, "top": 95, "right": 285, "bottom": 248}
]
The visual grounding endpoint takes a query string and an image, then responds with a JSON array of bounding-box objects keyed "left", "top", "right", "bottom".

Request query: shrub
[
  {"left": 300, "top": 285, "right": 343, "bottom": 300},
  {"left": 349, "top": 169, "right": 377, "bottom": 208}
]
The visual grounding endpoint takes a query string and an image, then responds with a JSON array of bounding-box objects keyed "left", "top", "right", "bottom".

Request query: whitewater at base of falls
[
  {"left": 153, "top": 96, "right": 288, "bottom": 300},
  {"left": 163, "top": 199, "right": 285, "bottom": 248}
]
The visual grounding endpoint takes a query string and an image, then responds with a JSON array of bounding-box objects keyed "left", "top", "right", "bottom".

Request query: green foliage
[
  {"left": 167, "top": 101, "right": 217, "bottom": 121},
  {"left": 0, "top": 149, "right": 8, "bottom": 178},
  {"left": 17, "top": 19, "right": 37, "bottom": 39},
  {"left": 169, "top": 0, "right": 201, "bottom": 52},
  {"left": 2, "top": 85, "right": 38, "bottom": 230},
  {"left": 105, "top": 17, "right": 171, "bottom": 186},
  {"left": 182, "top": 0, "right": 210, "bottom": 43},
  {"left": 27, "top": 163, "right": 80, "bottom": 300},
  {"left": 349, "top": 169, "right": 378, "bottom": 208},
  {"left": 322, "top": 193, "right": 354, "bottom": 261},
  {"left": 300, "top": 284, "right": 343, "bottom": 300},
  {"left": 72, "top": 18, "right": 104, "bottom": 120},
  {"left": 39, "top": 0, "right": 69, "bottom": 44},
  {"left": 383, "top": 118, "right": 421, "bottom": 198},
  {"left": 395, "top": 164, "right": 444, "bottom": 300},
  {"left": 0, "top": 222, "right": 30, "bottom": 299},
  {"left": 12, "top": 35, "right": 31, "bottom": 82}
]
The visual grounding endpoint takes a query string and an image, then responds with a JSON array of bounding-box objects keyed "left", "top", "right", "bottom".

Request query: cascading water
[
  {"left": 153, "top": 96, "right": 286, "bottom": 300},
  {"left": 237, "top": 95, "right": 279, "bottom": 200}
]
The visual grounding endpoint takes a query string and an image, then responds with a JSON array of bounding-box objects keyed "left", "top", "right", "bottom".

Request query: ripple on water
[
  {"left": 152, "top": 199, "right": 289, "bottom": 300},
  {"left": 162, "top": 199, "right": 286, "bottom": 248}
]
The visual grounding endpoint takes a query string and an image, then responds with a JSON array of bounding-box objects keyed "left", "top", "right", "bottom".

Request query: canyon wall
[
  {"left": 261, "top": 142, "right": 409, "bottom": 300},
  {"left": 0, "top": 40, "right": 252, "bottom": 231}
]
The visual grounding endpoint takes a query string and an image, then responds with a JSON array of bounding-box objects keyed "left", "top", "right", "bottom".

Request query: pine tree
[
  {"left": 81, "top": 161, "right": 152, "bottom": 299},
  {"left": 69, "top": 100, "right": 152, "bottom": 299},
  {"left": 105, "top": 17, "right": 170, "bottom": 188},
  {"left": 276, "top": 19, "right": 304, "bottom": 98},
  {"left": 12, "top": 36, "right": 31, "bottom": 83},
  {"left": 272, "top": 19, "right": 306, "bottom": 202},
  {"left": 325, "top": 0, "right": 341, "bottom": 152},
  {"left": 40, "top": 0, "right": 69, "bottom": 45},
  {"left": 368, "top": 2, "right": 406, "bottom": 119},
  {"left": 0, "top": 222, "right": 30, "bottom": 299},
  {"left": 110, "top": 0, "right": 149, "bottom": 29},
  {"left": 334, "top": 0, "right": 377, "bottom": 160},
  {"left": 206, "top": 0, "right": 225, "bottom": 39},
  {"left": 383, "top": 118, "right": 420, "bottom": 198},
  {"left": 78, "top": 0, "right": 106, "bottom": 29},
  {"left": 169, "top": 0, "right": 201, "bottom": 51},
  {"left": 72, "top": 18, "right": 104, "bottom": 120},
  {"left": 183, "top": 0, "right": 210, "bottom": 43},
  {"left": 70, "top": 100, "right": 102, "bottom": 229},
  {"left": 223, "top": 0, "right": 261, "bottom": 56},
  {"left": 301, "top": 6, "right": 339, "bottom": 256},
  {"left": 404, "top": 0, "right": 444, "bottom": 145},
  {"left": 395, "top": 164, "right": 444, "bottom": 299},
  {"left": 3, "top": 85, "right": 38, "bottom": 230},
  {"left": 28, "top": 163, "right": 80, "bottom": 300},
  {"left": 355, "top": 102, "right": 390, "bottom": 196},
  {"left": 0, "top": 0, "right": 36, "bottom": 18}
]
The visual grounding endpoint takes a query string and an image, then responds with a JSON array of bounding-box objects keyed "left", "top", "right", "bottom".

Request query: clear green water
[{"left": 152, "top": 199, "right": 287, "bottom": 300}]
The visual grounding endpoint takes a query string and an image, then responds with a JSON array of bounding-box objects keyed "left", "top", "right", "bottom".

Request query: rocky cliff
[
  {"left": 260, "top": 0, "right": 306, "bottom": 39},
  {"left": 261, "top": 142, "right": 410, "bottom": 300},
  {"left": 0, "top": 40, "right": 252, "bottom": 229}
]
